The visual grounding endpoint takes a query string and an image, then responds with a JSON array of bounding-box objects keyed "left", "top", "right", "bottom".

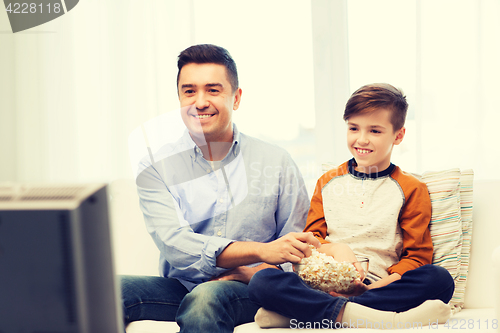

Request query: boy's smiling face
[{"left": 346, "top": 108, "right": 405, "bottom": 173}]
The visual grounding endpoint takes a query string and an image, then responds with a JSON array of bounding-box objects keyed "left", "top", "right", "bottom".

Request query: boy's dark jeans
[{"left": 248, "top": 264, "right": 454, "bottom": 324}]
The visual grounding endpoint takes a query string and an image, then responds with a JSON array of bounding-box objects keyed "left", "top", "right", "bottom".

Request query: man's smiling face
[{"left": 178, "top": 63, "right": 242, "bottom": 145}]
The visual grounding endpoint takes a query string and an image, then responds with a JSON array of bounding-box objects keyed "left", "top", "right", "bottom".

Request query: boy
[{"left": 248, "top": 84, "right": 455, "bottom": 329}]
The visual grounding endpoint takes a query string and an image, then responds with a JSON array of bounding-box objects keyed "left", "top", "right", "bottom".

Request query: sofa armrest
[
  {"left": 492, "top": 246, "right": 500, "bottom": 322},
  {"left": 464, "top": 180, "right": 500, "bottom": 309}
]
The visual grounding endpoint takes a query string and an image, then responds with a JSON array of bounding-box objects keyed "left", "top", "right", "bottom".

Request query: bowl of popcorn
[{"left": 293, "top": 247, "right": 369, "bottom": 294}]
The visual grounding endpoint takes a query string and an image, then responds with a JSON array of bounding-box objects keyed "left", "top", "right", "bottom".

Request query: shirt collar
[
  {"left": 348, "top": 158, "right": 395, "bottom": 179},
  {"left": 232, "top": 124, "right": 241, "bottom": 157},
  {"left": 183, "top": 123, "right": 241, "bottom": 160}
]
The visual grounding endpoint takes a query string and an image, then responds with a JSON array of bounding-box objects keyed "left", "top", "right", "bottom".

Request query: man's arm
[
  {"left": 213, "top": 233, "right": 320, "bottom": 284},
  {"left": 136, "top": 163, "right": 233, "bottom": 283},
  {"left": 215, "top": 151, "right": 313, "bottom": 282},
  {"left": 216, "top": 232, "right": 321, "bottom": 268}
]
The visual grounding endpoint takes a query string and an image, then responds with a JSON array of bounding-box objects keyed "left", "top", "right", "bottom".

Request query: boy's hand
[
  {"left": 212, "top": 266, "right": 258, "bottom": 284},
  {"left": 317, "top": 243, "right": 367, "bottom": 279},
  {"left": 353, "top": 261, "right": 367, "bottom": 281},
  {"left": 317, "top": 243, "right": 357, "bottom": 263},
  {"left": 329, "top": 280, "right": 369, "bottom": 297},
  {"left": 330, "top": 273, "right": 402, "bottom": 297}
]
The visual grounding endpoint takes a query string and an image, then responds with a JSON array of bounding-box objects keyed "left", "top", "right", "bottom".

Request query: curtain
[
  {"left": 0, "top": 0, "right": 316, "bottom": 185},
  {"left": 2, "top": 0, "right": 498, "bottom": 185},
  {"left": 0, "top": 0, "right": 195, "bottom": 183},
  {"left": 417, "top": 0, "right": 500, "bottom": 179},
  {"left": 343, "top": 0, "right": 500, "bottom": 180}
]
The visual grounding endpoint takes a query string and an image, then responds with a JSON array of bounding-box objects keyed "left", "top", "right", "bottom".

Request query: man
[{"left": 121, "top": 44, "right": 319, "bottom": 333}]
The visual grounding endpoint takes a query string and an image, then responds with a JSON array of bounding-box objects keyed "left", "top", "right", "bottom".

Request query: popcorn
[{"left": 294, "top": 246, "right": 361, "bottom": 293}]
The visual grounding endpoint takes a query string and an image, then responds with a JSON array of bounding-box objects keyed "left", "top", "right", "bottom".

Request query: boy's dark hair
[
  {"left": 343, "top": 83, "right": 408, "bottom": 131},
  {"left": 177, "top": 44, "right": 239, "bottom": 93}
]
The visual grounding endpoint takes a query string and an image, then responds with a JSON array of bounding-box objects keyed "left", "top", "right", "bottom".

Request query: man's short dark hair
[
  {"left": 177, "top": 44, "right": 239, "bottom": 93},
  {"left": 343, "top": 83, "right": 408, "bottom": 131}
]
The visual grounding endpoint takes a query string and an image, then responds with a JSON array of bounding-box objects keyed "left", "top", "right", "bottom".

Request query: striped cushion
[
  {"left": 418, "top": 169, "right": 474, "bottom": 313},
  {"left": 421, "top": 169, "right": 463, "bottom": 280},
  {"left": 453, "top": 170, "right": 474, "bottom": 312}
]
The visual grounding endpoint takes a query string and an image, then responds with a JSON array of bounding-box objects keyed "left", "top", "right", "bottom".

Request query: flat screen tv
[{"left": 0, "top": 183, "right": 123, "bottom": 333}]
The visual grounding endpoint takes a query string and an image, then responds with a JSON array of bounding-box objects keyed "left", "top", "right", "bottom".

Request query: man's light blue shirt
[{"left": 135, "top": 125, "right": 309, "bottom": 290}]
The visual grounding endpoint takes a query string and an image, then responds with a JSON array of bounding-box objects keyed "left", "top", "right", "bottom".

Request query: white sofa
[{"left": 109, "top": 179, "right": 500, "bottom": 332}]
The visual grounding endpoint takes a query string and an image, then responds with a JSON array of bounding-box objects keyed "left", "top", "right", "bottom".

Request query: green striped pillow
[
  {"left": 420, "top": 169, "right": 474, "bottom": 314},
  {"left": 453, "top": 170, "right": 474, "bottom": 312},
  {"left": 421, "top": 169, "right": 463, "bottom": 280}
]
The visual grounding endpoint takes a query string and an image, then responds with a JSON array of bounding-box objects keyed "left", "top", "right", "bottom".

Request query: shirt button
[
  {"left": 206, "top": 168, "right": 211, "bottom": 173},
  {"left": 219, "top": 198, "right": 224, "bottom": 203},
  {"left": 217, "top": 230, "right": 222, "bottom": 236}
]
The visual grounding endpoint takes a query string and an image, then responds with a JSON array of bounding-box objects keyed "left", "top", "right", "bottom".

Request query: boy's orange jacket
[{"left": 304, "top": 160, "right": 433, "bottom": 279}]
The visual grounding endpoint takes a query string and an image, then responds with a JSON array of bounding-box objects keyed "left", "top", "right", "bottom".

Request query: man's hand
[{"left": 258, "top": 232, "right": 321, "bottom": 265}]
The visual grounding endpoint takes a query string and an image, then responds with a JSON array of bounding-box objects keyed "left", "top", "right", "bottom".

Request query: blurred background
[{"left": 1, "top": 0, "right": 499, "bottom": 198}]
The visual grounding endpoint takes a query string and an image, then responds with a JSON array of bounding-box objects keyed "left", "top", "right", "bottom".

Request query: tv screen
[{"left": 0, "top": 183, "right": 123, "bottom": 333}]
